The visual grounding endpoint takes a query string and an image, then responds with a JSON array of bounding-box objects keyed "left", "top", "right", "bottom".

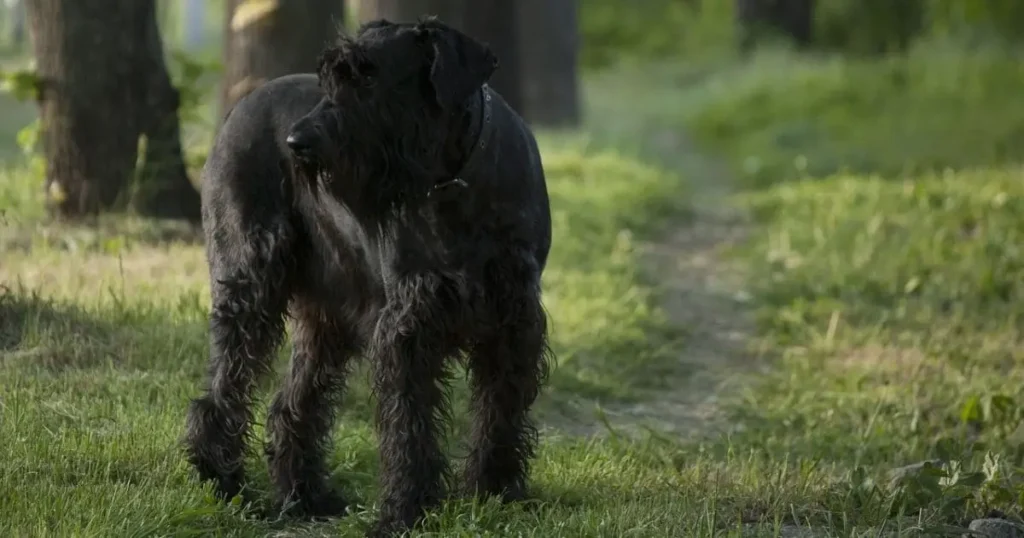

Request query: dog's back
[
  {"left": 201, "top": 74, "right": 322, "bottom": 238},
  {"left": 469, "top": 88, "right": 552, "bottom": 272},
  {"left": 214, "top": 73, "right": 323, "bottom": 163}
]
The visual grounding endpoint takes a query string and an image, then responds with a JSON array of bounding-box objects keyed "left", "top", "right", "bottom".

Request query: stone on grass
[
  {"left": 965, "top": 518, "right": 1024, "bottom": 538},
  {"left": 887, "top": 459, "right": 942, "bottom": 488}
]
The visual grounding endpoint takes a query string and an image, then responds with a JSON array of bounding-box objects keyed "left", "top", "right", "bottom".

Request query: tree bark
[
  {"left": 462, "top": 0, "right": 522, "bottom": 115},
  {"left": 219, "top": 0, "right": 346, "bottom": 121},
  {"left": 736, "top": 0, "right": 816, "bottom": 52},
  {"left": 26, "top": 0, "right": 148, "bottom": 218},
  {"left": 133, "top": 0, "right": 202, "bottom": 222},
  {"left": 358, "top": 0, "right": 461, "bottom": 25},
  {"left": 518, "top": 0, "right": 580, "bottom": 128}
]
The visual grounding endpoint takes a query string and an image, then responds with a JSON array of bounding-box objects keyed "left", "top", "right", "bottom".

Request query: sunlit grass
[{"left": 4, "top": 39, "right": 1024, "bottom": 536}]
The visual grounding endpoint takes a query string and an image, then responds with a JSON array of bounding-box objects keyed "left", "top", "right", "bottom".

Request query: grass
[
  {"left": 688, "top": 39, "right": 1024, "bottom": 535},
  {"left": 724, "top": 171, "right": 1024, "bottom": 524},
  {"left": 0, "top": 68, "right": 703, "bottom": 535},
  {"left": 5, "top": 38, "right": 1024, "bottom": 536},
  {"left": 691, "top": 43, "right": 1024, "bottom": 188},
  {"left": 733, "top": 169, "right": 1024, "bottom": 453}
]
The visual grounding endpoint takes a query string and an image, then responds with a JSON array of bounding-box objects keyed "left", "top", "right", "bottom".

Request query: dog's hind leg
[
  {"left": 265, "top": 299, "right": 358, "bottom": 519},
  {"left": 184, "top": 219, "right": 295, "bottom": 502},
  {"left": 463, "top": 257, "right": 551, "bottom": 503}
]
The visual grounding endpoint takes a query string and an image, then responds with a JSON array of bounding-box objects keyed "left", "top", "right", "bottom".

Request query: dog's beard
[{"left": 292, "top": 157, "right": 332, "bottom": 199}]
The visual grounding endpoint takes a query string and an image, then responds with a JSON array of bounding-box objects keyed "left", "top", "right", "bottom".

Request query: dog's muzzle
[{"left": 286, "top": 130, "right": 318, "bottom": 159}]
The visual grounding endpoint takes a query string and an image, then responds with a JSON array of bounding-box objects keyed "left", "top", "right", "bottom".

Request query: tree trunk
[
  {"left": 219, "top": 0, "right": 345, "bottom": 122},
  {"left": 26, "top": 0, "right": 148, "bottom": 218},
  {"left": 736, "top": 0, "right": 816, "bottom": 52},
  {"left": 518, "top": 0, "right": 580, "bottom": 128},
  {"left": 133, "top": 0, "right": 201, "bottom": 222},
  {"left": 358, "top": 0, "right": 461, "bottom": 25},
  {"left": 462, "top": 0, "right": 522, "bottom": 115}
]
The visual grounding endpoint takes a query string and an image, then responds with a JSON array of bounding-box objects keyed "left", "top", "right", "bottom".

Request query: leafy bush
[
  {"left": 579, "top": 0, "right": 734, "bottom": 69},
  {"left": 813, "top": 0, "right": 1024, "bottom": 55},
  {"left": 814, "top": 0, "right": 926, "bottom": 55},
  {"left": 928, "top": 0, "right": 1024, "bottom": 44}
]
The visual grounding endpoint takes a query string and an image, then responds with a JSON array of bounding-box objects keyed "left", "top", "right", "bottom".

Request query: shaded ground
[
  {"left": 621, "top": 128, "right": 759, "bottom": 438},
  {"left": 547, "top": 123, "right": 764, "bottom": 440}
]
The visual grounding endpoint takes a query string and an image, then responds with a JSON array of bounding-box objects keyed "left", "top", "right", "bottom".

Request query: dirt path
[{"left": 573, "top": 128, "right": 761, "bottom": 439}]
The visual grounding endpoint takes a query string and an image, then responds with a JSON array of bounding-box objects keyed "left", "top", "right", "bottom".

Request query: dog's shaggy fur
[{"left": 183, "top": 17, "right": 552, "bottom": 536}]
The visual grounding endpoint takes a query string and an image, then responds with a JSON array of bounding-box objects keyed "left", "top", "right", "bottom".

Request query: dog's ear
[{"left": 420, "top": 23, "right": 498, "bottom": 110}]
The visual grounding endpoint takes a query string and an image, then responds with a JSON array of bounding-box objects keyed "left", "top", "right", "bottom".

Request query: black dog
[{"left": 183, "top": 17, "right": 553, "bottom": 536}]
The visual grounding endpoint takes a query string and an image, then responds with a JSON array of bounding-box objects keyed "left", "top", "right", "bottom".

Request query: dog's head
[{"left": 286, "top": 18, "right": 498, "bottom": 216}]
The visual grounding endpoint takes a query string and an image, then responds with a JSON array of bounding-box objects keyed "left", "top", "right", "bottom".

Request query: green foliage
[
  {"left": 15, "top": 118, "right": 38, "bottom": 156},
  {"left": 13, "top": 119, "right": 43, "bottom": 180},
  {"left": 580, "top": 0, "right": 692, "bottom": 68},
  {"left": 928, "top": 0, "right": 1024, "bottom": 43},
  {"left": 731, "top": 0, "right": 1024, "bottom": 57},
  {"left": 0, "top": 62, "right": 40, "bottom": 156},
  {"left": 815, "top": 0, "right": 926, "bottom": 55},
  {"left": 0, "top": 63, "right": 39, "bottom": 102},
  {"left": 166, "top": 49, "right": 220, "bottom": 127},
  {"left": 692, "top": 47, "right": 1024, "bottom": 188},
  {"left": 0, "top": 62, "right": 43, "bottom": 177},
  {"left": 579, "top": 0, "right": 734, "bottom": 69}
]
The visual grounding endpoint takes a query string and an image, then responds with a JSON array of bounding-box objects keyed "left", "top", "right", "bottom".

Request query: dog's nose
[{"left": 286, "top": 131, "right": 315, "bottom": 155}]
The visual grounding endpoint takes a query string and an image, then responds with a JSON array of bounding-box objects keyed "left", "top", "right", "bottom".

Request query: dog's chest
[
  {"left": 390, "top": 206, "right": 484, "bottom": 269},
  {"left": 309, "top": 197, "right": 486, "bottom": 303},
  {"left": 308, "top": 195, "right": 389, "bottom": 292}
]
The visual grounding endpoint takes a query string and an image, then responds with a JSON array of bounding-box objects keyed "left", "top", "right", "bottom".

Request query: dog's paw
[
  {"left": 190, "top": 465, "right": 244, "bottom": 503},
  {"left": 365, "top": 519, "right": 403, "bottom": 538},
  {"left": 276, "top": 488, "right": 349, "bottom": 521},
  {"left": 304, "top": 489, "right": 350, "bottom": 519}
]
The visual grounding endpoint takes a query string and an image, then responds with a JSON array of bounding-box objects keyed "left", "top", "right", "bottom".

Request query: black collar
[{"left": 428, "top": 84, "right": 493, "bottom": 200}]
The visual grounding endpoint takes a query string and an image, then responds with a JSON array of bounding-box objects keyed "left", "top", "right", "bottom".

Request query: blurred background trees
[
  {"left": 220, "top": 0, "right": 344, "bottom": 119},
  {"left": 3, "top": 0, "right": 1024, "bottom": 220},
  {"left": 24, "top": 0, "right": 199, "bottom": 220}
]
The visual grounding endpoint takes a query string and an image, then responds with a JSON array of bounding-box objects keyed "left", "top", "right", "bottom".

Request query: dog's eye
[
  {"left": 337, "top": 62, "right": 355, "bottom": 80},
  {"left": 356, "top": 60, "right": 378, "bottom": 79}
]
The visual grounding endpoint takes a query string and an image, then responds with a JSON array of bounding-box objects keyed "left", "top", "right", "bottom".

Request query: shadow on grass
[
  {"left": 0, "top": 286, "right": 113, "bottom": 365},
  {"left": 0, "top": 214, "right": 204, "bottom": 256},
  {"left": 0, "top": 284, "right": 208, "bottom": 374}
]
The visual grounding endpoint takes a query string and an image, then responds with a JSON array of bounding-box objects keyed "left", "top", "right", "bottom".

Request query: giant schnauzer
[{"left": 183, "top": 17, "right": 553, "bottom": 537}]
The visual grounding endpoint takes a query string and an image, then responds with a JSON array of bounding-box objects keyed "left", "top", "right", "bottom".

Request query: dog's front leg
[
  {"left": 368, "top": 275, "right": 455, "bottom": 537},
  {"left": 265, "top": 299, "right": 358, "bottom": 519}
]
